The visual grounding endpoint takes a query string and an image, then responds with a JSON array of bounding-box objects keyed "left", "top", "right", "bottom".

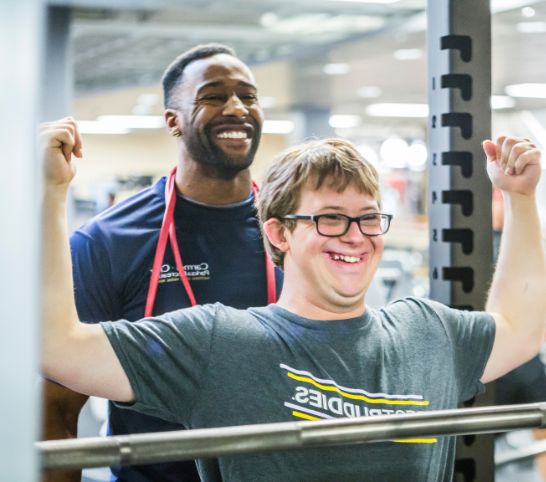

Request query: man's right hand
[{"left": 40, "top": 117, "right": 82, "bottom": 188}]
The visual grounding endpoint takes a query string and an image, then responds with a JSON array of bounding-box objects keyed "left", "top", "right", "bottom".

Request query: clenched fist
[
  {"left": 40, "top": 117, "right": 82, "bottom": 187},
  {"left": 483, "top": 136, "right": 541, "bottom": 196}
]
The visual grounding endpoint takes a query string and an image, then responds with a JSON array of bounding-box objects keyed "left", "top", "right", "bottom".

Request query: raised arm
[
  {"left": 40, "top": 118, "right": 133, "bottom": 402},
  {"left": 481, "top": 135, "right": 546, "bottom": 382}
]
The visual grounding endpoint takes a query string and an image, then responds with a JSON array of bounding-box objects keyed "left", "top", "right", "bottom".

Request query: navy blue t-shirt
[{"left": 70, "top": 176, "right": 283, "bottom": 482}]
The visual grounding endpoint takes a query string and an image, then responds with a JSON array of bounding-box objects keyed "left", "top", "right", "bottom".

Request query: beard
[{"left": 184, "top": 120, "right": 262, "bottom": 179}]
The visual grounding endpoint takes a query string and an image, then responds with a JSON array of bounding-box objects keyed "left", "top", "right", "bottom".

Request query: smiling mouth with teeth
[
  {"left": 216, "top": 131, "right": 248, "bottom": 139},
  {"left": 330, "top": 253, "right": 361, "bottom": 264}
]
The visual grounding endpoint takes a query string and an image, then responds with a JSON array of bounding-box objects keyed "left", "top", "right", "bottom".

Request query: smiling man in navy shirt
[{"left": 41, "top": 44, "right": 281, "bottom": 482}]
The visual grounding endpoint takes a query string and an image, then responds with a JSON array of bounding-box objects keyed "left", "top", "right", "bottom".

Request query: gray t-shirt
[{"left": 102, "top": 297, "right": 495, "bottom": 482}]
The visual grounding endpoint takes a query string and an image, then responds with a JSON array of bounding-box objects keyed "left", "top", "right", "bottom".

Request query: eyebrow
[
  {"left": 315, "top": 205, "right": 379, "bottom": 213},
  {"left": 197, "top": 80, "right": 257, "bottom": 93}
]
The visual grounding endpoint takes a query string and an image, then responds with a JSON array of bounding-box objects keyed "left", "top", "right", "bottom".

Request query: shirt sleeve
[
  {"left": 71, "top": 229, "right": 122, "bottom": 322},
  {"left": 424, "top": 298, "right": 496, "bottom": 402},
  {"left": 101, "top": 304, "right": 219, "bottom": 425}
]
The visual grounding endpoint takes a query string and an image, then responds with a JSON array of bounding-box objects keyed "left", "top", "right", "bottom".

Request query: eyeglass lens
[{"left": 317, "top": 214, "right": 389, "bottom": 236}]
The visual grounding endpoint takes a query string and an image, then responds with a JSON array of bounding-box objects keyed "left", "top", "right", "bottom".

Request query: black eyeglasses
[{"left": 282, "top": 213, "right": 393, "bottom": 237}]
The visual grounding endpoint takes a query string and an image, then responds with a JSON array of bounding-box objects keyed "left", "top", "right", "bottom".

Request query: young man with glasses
[{"left": 41, "top": 134, "right": 545, "bottom": 481}]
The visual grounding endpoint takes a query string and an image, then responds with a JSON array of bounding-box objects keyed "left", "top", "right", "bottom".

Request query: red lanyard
[{"left": 144, "top": 166, "right": 277, "bottom": 317}]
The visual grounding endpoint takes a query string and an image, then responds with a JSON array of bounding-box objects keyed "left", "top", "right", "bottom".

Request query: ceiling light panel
[
  {"left": 491, "top": 95, "right": 516, "bottom": 109},
  {"left": 366, "top": 103, "right": 429, "bottom": 117},
  {"left": 326, "top": 0, "right": 400, "bottom": 4},
  {"left": 266, "top": 14, "right": 385, "bottom": 36},
  {"left": 329, "top": 114, "right": 362, "bottom": 128},
  {"left": 323, "top": 63, "right": 352, "bottom": 75},
  {"left": 393, "top": 48, "right": 423, "bottom": 60},
  {"left": 516, "top": 22, "right": 546, "bottom": 33},
  {"left": 505, "top": 83, "right": 546, "bottom": 98},
  {"left": 96, "top": 115, "right": 165, "bottom": 129}
]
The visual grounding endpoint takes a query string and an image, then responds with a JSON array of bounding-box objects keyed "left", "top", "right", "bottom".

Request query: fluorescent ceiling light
[
  {"left": 327, "top": 0, "right": 400, "bottom": 4},
  {"left": 323, "top": 63, "right": 351, "bottom": 75},
  {"left": 505, "top": 83, "right": 546, "bottom": 98},
  {"left": 521, "top": 6, "right": 536, "bottom": 17},
  {"left": 329, "top": 115, "right": 362, "bottom": 129},
  {"left": 491, "top": 95, "right": 516, "bottom": 109},
  {"left": 357, "top": 86, "right": 382, "bottom": 98},
  {"left": 77, "top": 121, "right": 130, "bottom": 135},
  {"left": 491, "top": 0, "right": 542, "bottom": 13},
  {"left": 366, "top": 103, "right": 429, "bottom": 118},
  {"left": 393, "top": 49, "right": 423, "bottom": 60},
  {"left": 516, "top": 21, "right": 546, "bottom": 33},
  {"left": 263, "top": 120, "right": 294, "bottom": 134},
  {"left": 269, "top": 14, "right": 383, "bottom": 35},
  {"left": 96, "top": 115, "right": 164, "bottom": 129}
]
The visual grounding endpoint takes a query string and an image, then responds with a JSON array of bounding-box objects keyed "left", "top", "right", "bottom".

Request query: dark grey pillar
[
  {"left": 42, "top": 5, "right": 72, "bottom": 120},
  {"left": 427, "top": 1, "right": 493, "bottom": 481},
  {"left": 42, "top": 6, "right": 76, "bottom": 226},
  {"left": 0, "top": 1, "right": 45, "bottom": 481},
  {"left": 300, "top": 105, "right": 333, "bottom": 140}
]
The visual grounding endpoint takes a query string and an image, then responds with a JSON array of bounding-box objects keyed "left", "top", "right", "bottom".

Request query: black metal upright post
[
  {"left": 427, "top": 0, "right": 494, "bottom": 481},
  {"left": 42, "top": 5, "right": 72, "bottom": 120}
]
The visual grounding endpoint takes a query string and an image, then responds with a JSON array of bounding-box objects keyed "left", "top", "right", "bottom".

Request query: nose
[
  {"left": 340, "top": 219, "right": 367, "bottom": 242},
  {"left": 222, "top": 94, "right": 248, "bottom": 117}
]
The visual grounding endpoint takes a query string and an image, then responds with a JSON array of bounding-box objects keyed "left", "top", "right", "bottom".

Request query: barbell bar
[{"left": 39, "top": 402, "right": 546, "bottom": 470}]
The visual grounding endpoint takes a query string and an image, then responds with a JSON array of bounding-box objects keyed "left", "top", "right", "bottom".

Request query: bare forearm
[
  {"left": 487, "top": 192, "right": 546, "bottom": 341},
  {"left": 41, "top": 187, "right": 80, "bottom": 378},
  {"left": 41, "top": 186, "right": 134, "bottom": 401},
  {"left": 39, "top": 120, "right": 134, "bottom": 401}
]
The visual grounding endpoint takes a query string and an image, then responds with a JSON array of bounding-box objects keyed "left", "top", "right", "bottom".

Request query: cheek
[
  {"left": 372, "top": 237, "right": 385, "bottom": 256},
  {"left": 190, "top": 105, "right": 214, "bottom": 126},
  {"left": 251, "top": 107, "right": 264, "bottom": 126},
  {"left": 291, "top": 232, "right": 322, "bottom": 259}
]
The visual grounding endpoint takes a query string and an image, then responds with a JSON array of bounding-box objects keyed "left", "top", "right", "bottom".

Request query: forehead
[
  {"left": 181, "top": 54, "right": 256, "bottom": 94},
  {"left": 296, "top": 180, "right": 379, "bottom": 212}
]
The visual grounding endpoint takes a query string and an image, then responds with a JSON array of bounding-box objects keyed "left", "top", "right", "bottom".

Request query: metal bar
[
  {"left": 496, "top": 439, "right": 546, "bottom": 467},
  {"left": 39, "top": 403, "right": 546, "bottom": 471}
]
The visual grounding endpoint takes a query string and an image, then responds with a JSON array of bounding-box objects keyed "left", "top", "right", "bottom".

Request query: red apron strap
[
  {"left": 144, "top": 167, "right": 177, "bottom": 317},
  {"left": 146, "top": 173, "right": 276, "bottom": 317},
  {"left": 168, "top": 220, "right": 197, "bottom": 306}
]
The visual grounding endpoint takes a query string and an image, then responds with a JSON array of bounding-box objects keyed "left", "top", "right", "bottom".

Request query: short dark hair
[{"left": 161, "top": 43, "right": 237, "bottom": 108}]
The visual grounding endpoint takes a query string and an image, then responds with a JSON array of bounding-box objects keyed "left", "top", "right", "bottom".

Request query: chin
[{"left": 330, "top": 291, "right": 366, "bottom": 309}]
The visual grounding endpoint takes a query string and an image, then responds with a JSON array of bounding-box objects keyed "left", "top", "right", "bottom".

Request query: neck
[
  {"left": 276, "top": 287, "right": 366, "bottom": 321},
  {"left": 174, "top": 153, "right": 252, "bottom": 205}
]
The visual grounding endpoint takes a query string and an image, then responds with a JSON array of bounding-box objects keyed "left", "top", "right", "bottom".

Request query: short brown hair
[{"left": 258, "top": 138, "right": 381, "bottom": 266}]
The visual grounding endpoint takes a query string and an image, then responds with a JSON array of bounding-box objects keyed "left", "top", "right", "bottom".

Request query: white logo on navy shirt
[{"left": 158, "top": 263, "right": 210, "bottom": 282}]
